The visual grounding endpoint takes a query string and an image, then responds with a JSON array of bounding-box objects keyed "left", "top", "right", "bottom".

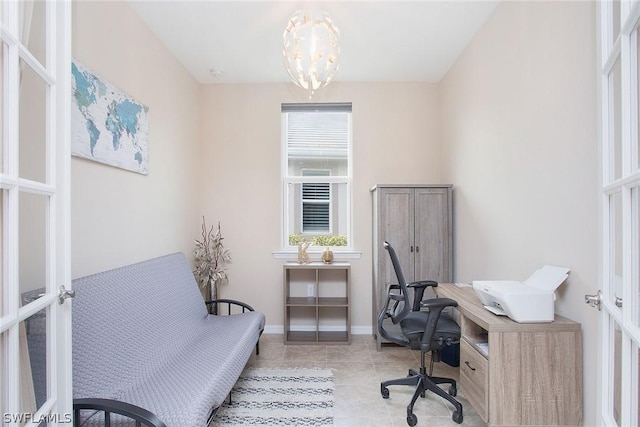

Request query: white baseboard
[
  {"left": 263, "top": 325, "right": 285, "bottom": 334},
  {"left": 350, "top": 325, "right": 373, "bottom": 335},
  {"left": 263, "top": 325, "right": 373, "bottom": 335}
]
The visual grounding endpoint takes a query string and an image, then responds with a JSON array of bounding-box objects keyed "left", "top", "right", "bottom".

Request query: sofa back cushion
[{"left": 72, "top": 253, "right": 208, "bottom": 399}]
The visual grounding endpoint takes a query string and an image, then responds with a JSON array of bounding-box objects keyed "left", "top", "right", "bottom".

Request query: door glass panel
[
  {"left": 637, "top": 346, "right": 639, "bottom": 427},
  {"left": 19, "top": 192, "right": 47, "bottom": 304},
  {"left": 0, "top": 42, "right": 4, "bottom": 174},
  {"left": 0, "top": 189, "right": 3, "bottom": 318},
  {"left": 612, "top": 0, "right": 621, "bottom": 43},
  {"left": 0, "top": 332, "right": 4, "bottom": 422},
  {"left": 20, "top": 307, "right": 48, "bottom": 415},
  {"left": 611, "top": 191, "right": 623, "bottom": 306},
  {"left": 19, "top": 58, "right": 47, "bottom": 184},
  {"left": 19, "top": 0, "right": 46, "bottom": 67},
  {"left": 637, "top": 29, "right": 640, "bottom": 171},
  {"left": 636, "top": 188, "right": 640, "bottom": 329},
  {"left": 613, "top": 319, "right": 622, "bottom": 426},
  {"left": 611, "top": 57, "right": 623, "bottom": 181}
]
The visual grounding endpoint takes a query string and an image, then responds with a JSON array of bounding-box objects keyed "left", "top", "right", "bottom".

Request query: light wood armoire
[{"left": 371, "top": 184, "right": 453, "bottom": 350}]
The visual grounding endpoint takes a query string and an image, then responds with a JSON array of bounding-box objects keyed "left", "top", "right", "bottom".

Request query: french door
[
  {"left": 598, "top": 0, "right": 640, "bottom": 425},
  {"left": 0, "top": 1, "right": 72, "bottom": 425}
]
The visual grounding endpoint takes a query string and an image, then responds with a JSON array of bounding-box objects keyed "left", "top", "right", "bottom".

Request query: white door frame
[{"left": 0, "top": 1, "right": 72, "bottom": 425}]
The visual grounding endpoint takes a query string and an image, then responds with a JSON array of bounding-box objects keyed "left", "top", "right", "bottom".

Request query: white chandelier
[{"left": 283, "top": 10, "right": 340, "bottom": 96}]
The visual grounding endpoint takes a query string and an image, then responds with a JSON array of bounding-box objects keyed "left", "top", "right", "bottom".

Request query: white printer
[{"left": 472, "top": 265, "right": 570, "bottom": 323}]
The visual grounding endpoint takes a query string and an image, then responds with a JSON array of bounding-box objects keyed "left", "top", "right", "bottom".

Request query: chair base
[{"left": 380, "top": 367, "right": 463, "bottom": 426}]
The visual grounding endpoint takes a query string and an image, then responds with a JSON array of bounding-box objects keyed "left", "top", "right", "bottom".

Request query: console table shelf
[
  {"left": 283, "top": 262, "right": 350, "bottom": 345},
  {"left": 286, "top": 297, "right": 349, "bottom": 306},
  {"left": 437, "top": 283, "right": 583, "bottom": 426}
]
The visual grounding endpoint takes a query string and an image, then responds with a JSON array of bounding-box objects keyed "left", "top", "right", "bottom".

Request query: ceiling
[{"left": 128, "top": 1, "right": 500, "bottom": 85}]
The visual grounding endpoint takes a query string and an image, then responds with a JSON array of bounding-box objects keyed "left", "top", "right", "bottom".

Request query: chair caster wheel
[
  {"left": 448, "top": 385, "right": 457, "bottom": 396},
  {"left": 452, "top": 411, "right": 463, "bottom": 424},
  {"left": 381, "top": 386, "right": 390, "bottom": 399},
  {"left": 406, "top": 413, "right": 417, "bottom": 426}
]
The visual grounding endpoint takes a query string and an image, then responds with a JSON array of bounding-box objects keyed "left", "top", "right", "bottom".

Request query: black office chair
[{"left": 378, "top": 241, "right": 463, "bottom": 426}]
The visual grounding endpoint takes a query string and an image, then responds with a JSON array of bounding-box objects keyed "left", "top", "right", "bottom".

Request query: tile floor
[{"left": 246, "top": 334, "right": 487, "bottom": 427}]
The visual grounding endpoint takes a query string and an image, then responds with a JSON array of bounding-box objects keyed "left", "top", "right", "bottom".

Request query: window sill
[{"left": 272, "top": 249, "right": 362, "bottom": 260}]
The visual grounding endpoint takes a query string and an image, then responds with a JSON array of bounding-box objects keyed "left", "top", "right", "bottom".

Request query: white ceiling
[{"left": 128, "top": 1, "right": 500, "bottom": 84}]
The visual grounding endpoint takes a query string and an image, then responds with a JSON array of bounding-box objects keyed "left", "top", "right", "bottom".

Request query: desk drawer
[{"left": 460, "top": 339, "right": 488, "bottom": 421}]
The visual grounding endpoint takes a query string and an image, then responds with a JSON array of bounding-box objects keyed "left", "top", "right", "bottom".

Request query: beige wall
[
  {"left": 71, "top": 1, "right": 201, "bottom": 277},
  {"left": 198, "top": 82, "right": 442, "bottom": 331},
  {"left": 439, "top": 0, "right": 598, "bottom": 422}
]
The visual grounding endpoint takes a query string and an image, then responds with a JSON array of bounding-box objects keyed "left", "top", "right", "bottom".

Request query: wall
[
  {"left": 198, "top": 82, "right": 442, "bottom": 332},
  {"left": 439, "top": 1, "right": 598, "bottom": 422},
  {"left": 70, "top": 2, "right": 443, "bottom": 332},
  {"left": 71, "top": 1, "right": 201, "bottom": 278}
]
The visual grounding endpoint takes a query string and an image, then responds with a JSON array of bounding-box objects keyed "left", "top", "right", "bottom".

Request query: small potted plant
[{"left": 193, "top": 217, "right": 231, "bottom": 314}]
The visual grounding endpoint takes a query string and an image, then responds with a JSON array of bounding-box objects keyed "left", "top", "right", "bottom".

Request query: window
[
  {"left": 282, "top": 103, "right": 352, "bottom": 249},
  {"left": 301, "top": 170, "right": 331, "bottom": 233}
]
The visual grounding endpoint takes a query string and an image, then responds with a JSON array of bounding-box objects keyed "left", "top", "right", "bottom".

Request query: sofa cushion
[
  {"left": 113, "top": 312, "right": 264, "bottom": 426},
  {"left": 72, "top": 252, "right": 266, "bottom": 427}
]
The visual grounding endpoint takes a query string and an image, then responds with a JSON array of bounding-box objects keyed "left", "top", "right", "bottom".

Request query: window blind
[{"left": 283, "top": 103, "right": 351, "bottom": 161}]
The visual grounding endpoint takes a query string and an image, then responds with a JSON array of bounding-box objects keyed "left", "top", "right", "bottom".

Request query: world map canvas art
[{"left": 71, "top": 60, "right": 149, "bottom": 174}]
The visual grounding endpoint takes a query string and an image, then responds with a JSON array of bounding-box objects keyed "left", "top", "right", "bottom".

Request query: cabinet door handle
[
  {"left": 416, "top": 246, "right": 419, "bottom": 253},
  {"left": 410, "top": 246, "right": 414, "bottom": 253},
  {"left": 464, "top": 361, "right": 476, "bottom": 371}
]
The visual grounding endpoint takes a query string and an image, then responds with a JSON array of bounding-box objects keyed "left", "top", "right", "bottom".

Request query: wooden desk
[{"left": 437, "top": 283, "right": 582, "bottom": 426}]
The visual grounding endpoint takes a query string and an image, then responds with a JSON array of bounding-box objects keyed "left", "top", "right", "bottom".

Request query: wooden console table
[
  {"left": 283, "top": 262, "right": 350, "bottom": 344},
  {"left": 437, "top": 283, "right": 582, "bottom": 426}
]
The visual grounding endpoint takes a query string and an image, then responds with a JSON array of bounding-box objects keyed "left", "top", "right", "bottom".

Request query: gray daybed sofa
[{"left": 71, "top": 252, "right": 265, "bottom": 426}]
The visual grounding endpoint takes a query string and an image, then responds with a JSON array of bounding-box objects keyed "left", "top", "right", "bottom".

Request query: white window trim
[{"left": 278, "top": 104, "right": 357, "bottom": 256}]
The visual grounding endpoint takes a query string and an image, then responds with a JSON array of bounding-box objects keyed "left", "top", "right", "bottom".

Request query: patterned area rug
[{"left": 211, "top": 368, "right": 334, "bottom": 426}]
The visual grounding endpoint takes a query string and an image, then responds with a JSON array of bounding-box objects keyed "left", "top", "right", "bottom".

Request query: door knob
[
  {"left": 58, "top": 285, "right": 76, "bottom": 305},
  {"left": 585, "top": 290, "right": 602, "bottom": 311}
]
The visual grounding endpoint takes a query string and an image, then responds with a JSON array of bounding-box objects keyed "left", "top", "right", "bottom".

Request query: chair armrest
[
  {"left": 408, "top": 280, "right": 438, "bottom": 311},
  {"left": 418, "top": 298, "right": 460, "bottom": 349},
  {"left": 407, "top": 280, "right": 438, "bottom": 289},
  {"left": 73, "top": 398, "right": 167, "bottom": 427},
  {"left": 420, "top": 297, "right": 458, "bottom": 310},
  {"left": 385, "top": 284, "right": 404, "bottom": 301}
]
